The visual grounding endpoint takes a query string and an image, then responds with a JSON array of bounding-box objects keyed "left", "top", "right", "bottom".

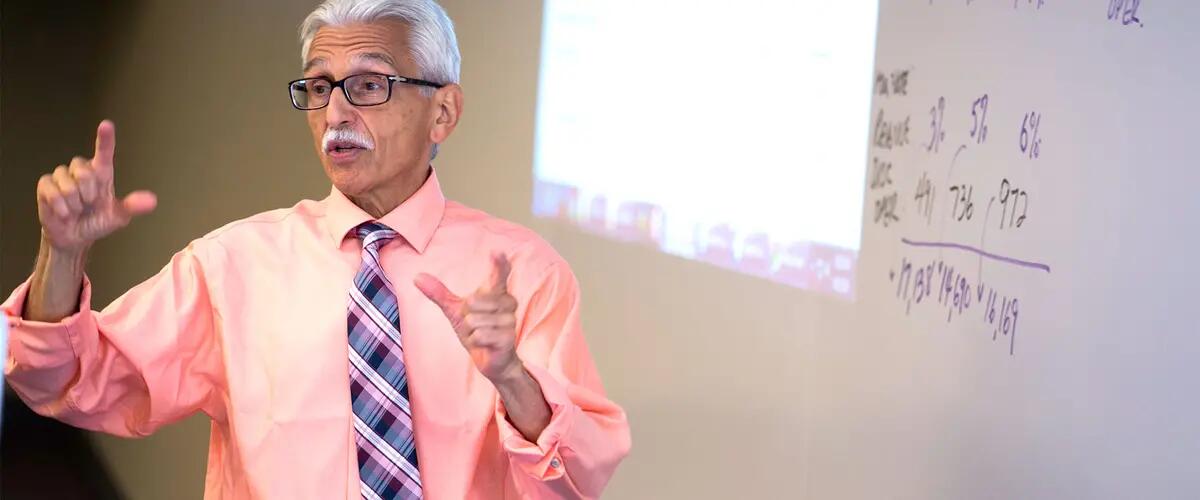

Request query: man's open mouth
[{"left": 326, "top": 141, "right": 366, "bottom": 153}]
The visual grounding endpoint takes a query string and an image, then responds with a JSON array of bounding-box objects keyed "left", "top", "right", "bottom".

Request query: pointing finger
[
  {"left": 92, "top": 120, "right": 116, "bottom": 181},
  {"left": 481, "top": 253, "right": 512, "bottom": 296}
]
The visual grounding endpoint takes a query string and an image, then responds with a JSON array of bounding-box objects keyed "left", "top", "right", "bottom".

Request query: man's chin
[{"left": 325, "top": 164, "right": 369, "bottom": 194}]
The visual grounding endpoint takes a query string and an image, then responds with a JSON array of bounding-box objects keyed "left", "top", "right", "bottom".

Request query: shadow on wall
[
  {"left": 1, "top": 392, "right": 125, "bottom": 500},
  {"left": 1, "top": 0, "right": 146, "bottom": 287},
  {"left": 2, "top": 0, "right": 144, "bottom": 498}
]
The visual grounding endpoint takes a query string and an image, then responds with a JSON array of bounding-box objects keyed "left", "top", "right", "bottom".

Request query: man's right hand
[
  {"left": 37, "top": 120, "right": 157, "bottom": 253},
  {"left": 25, "top": 120, "right": 157, "bottom": 322}
]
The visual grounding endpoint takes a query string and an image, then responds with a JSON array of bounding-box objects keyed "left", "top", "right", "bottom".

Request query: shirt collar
[{"left": 323, "top": 168, "right": 446, "bottom": 253}]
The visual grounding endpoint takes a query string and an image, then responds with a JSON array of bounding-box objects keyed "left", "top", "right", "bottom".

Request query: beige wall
[{"left": 5, "top": 1, "right": 820, "bottom": 498}]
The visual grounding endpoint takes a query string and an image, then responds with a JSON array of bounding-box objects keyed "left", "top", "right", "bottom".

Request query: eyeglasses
[{"left": 288, "top": 72, "right": 445, "bottom": 110}]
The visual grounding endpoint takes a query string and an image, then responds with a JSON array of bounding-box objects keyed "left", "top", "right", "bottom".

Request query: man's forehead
[
  {"left": 305, "top": 52, "right": 398, "bottom": 73},
  {"left": 305, "top": 21, "right": 410, "bottom": 71}
]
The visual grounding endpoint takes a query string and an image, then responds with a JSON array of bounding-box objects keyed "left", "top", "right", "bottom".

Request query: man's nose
[{"left": 324, "top": 87, "right": 357, "bottom": 128}]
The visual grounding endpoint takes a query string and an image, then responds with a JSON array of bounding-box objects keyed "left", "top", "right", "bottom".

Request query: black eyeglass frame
[{"left": 287, "top": 73, "right": 446, "bottom": 110}]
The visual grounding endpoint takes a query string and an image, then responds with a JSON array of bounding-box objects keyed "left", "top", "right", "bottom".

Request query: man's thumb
[
  {"left": 414, "top": 273, "right": 463, "bottom": 321},
  {"left": 120, "top": 191, "right": 158, "bottom": 218}
]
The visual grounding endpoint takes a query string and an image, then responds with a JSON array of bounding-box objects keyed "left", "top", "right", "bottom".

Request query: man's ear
[{"left": 430, "top": 83, "right": 464, "bottom": 145}]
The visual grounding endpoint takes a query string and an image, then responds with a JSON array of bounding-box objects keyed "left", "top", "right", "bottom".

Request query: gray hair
[
  {"left": 300, "top": 0, "right": 461, "bottom": 159},
  {"left": 299, "top": 0, "right": 461, "bottom": 89}
]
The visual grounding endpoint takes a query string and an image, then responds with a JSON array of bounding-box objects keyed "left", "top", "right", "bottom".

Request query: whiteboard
[{"left": 812, "top": 1, "right": 1200, "bottom": 498}]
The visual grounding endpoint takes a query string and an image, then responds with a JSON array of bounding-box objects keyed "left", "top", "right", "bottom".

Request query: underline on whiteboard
[{"left": 900, "top": 238, "right": 1052, "bottom": 273}]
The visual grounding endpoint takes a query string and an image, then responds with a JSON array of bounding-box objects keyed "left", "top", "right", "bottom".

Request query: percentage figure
[
  {"left": 927, "top": 96, "right": 946, "bottom": 153},
  {"left": 1020, "top": 111, "right": 1042, "bottom": 159},
  {"left": 970, "top": 94, "right": 989, "bottom": 144}
]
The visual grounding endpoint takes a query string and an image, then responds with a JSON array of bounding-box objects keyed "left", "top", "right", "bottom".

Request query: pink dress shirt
[{"left": 3, "top": 171, "right": 630, "bottom": 499}]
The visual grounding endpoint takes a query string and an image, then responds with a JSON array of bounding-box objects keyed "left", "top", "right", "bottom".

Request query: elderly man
[{"left": 2, "top": 0, "right": 630, "bottom": 498}]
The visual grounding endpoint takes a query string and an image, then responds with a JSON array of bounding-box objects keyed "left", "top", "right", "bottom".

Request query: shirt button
[{"left": 550, "top": 458, "right": 561, "bottom": 469}]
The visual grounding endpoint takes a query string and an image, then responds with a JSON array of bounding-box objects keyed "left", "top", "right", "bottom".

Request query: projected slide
[{"left": 532, "top": 0, "right": 878, "bottom": 298}]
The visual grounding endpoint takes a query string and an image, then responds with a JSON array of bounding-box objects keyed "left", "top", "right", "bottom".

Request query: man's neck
[{"left": 348, "top": 167, "right": 431, "bottom": 218}]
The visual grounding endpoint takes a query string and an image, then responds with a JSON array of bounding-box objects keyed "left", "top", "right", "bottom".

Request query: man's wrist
[
  {"left": 27, "top": 232, "right": 90, "bottom": 322},
  {"left": 490, "top": 359, "right": 531, "bottom": 391},
  {"left": 40, "top": 231, "right": 91, "bottom": 262}
]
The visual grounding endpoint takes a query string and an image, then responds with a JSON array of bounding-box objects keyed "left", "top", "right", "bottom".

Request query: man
[{"left": 2, "top": 0, "right": 630, "bottom": 498}]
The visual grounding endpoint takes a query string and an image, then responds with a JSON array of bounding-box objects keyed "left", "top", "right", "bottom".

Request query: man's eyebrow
[
  {"left": 303, "top": 57, "right": 327, "bottom": 74},
  {"left": 302, "top": 52, "right": 396, "bottom": 74},
  {"left": 353, "top": 52, "right": 398, "bottom": 70}
]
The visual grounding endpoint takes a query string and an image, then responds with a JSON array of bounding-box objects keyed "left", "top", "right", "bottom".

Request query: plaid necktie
[{"left": 347, "top": 222, "right": 422, "bottom": 500}]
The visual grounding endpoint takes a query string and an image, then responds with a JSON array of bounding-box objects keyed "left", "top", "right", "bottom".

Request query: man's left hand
[{"left": 414, "top": 253, "right": 522, "bottom": 383}]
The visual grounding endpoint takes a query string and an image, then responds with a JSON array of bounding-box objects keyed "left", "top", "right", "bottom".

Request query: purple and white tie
[{"left": 347, "top": 222, "right": 422, "bottom": 500}]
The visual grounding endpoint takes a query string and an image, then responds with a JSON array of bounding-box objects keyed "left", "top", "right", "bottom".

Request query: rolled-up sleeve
[
  {"left": 3, "top": 241, "right": 225, "bottom": 437},
  {"left": 497, "top": 260, "right": 631, "bottom": 499}
]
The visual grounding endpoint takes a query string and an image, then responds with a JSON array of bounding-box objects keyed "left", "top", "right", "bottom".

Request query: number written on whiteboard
[
  {"left": 996, "top": 178, "right": 1030, "bottom": 229},
  {"left": 1108, "top": 0, "right": 1143, "bottom": 27},
  {"left": 969, "top": 94, "right": 989, "bottom": 144},
  {"left": 890, "top": 255, "right": 1022, "bottom": 355},
  {"left": 1019, "top": 112, "right": 1043, "bottom": 159},
  {"left": 927, "top": 96, "right": 946, "bottom": 153},
  {"left": 914, "top": 172, "right": 936, "bottom": 225},
  {"left": 949, "top": 184, "right": 975, "bottom": 222}
]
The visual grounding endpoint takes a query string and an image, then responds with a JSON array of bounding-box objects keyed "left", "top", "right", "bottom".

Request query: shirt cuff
[
  {"left": 495, "top": 362, "right": 577, "bottom": 482},
  {"left": 4, "top": 277, "right": 93, "bottom": 375}
]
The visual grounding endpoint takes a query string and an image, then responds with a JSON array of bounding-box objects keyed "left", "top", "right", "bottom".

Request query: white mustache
[{"left": 322, "top": 127, "right": 375, "bottom": 152}]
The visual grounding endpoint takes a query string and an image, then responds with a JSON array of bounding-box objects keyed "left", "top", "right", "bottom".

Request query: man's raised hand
[{"left": 37, "top": 120, "right": 157, "bottom": 253}]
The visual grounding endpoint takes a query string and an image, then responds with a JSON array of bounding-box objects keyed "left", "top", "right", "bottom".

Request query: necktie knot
[{"left": 356, "top": 221, "right": 398, "bottom": 252}]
